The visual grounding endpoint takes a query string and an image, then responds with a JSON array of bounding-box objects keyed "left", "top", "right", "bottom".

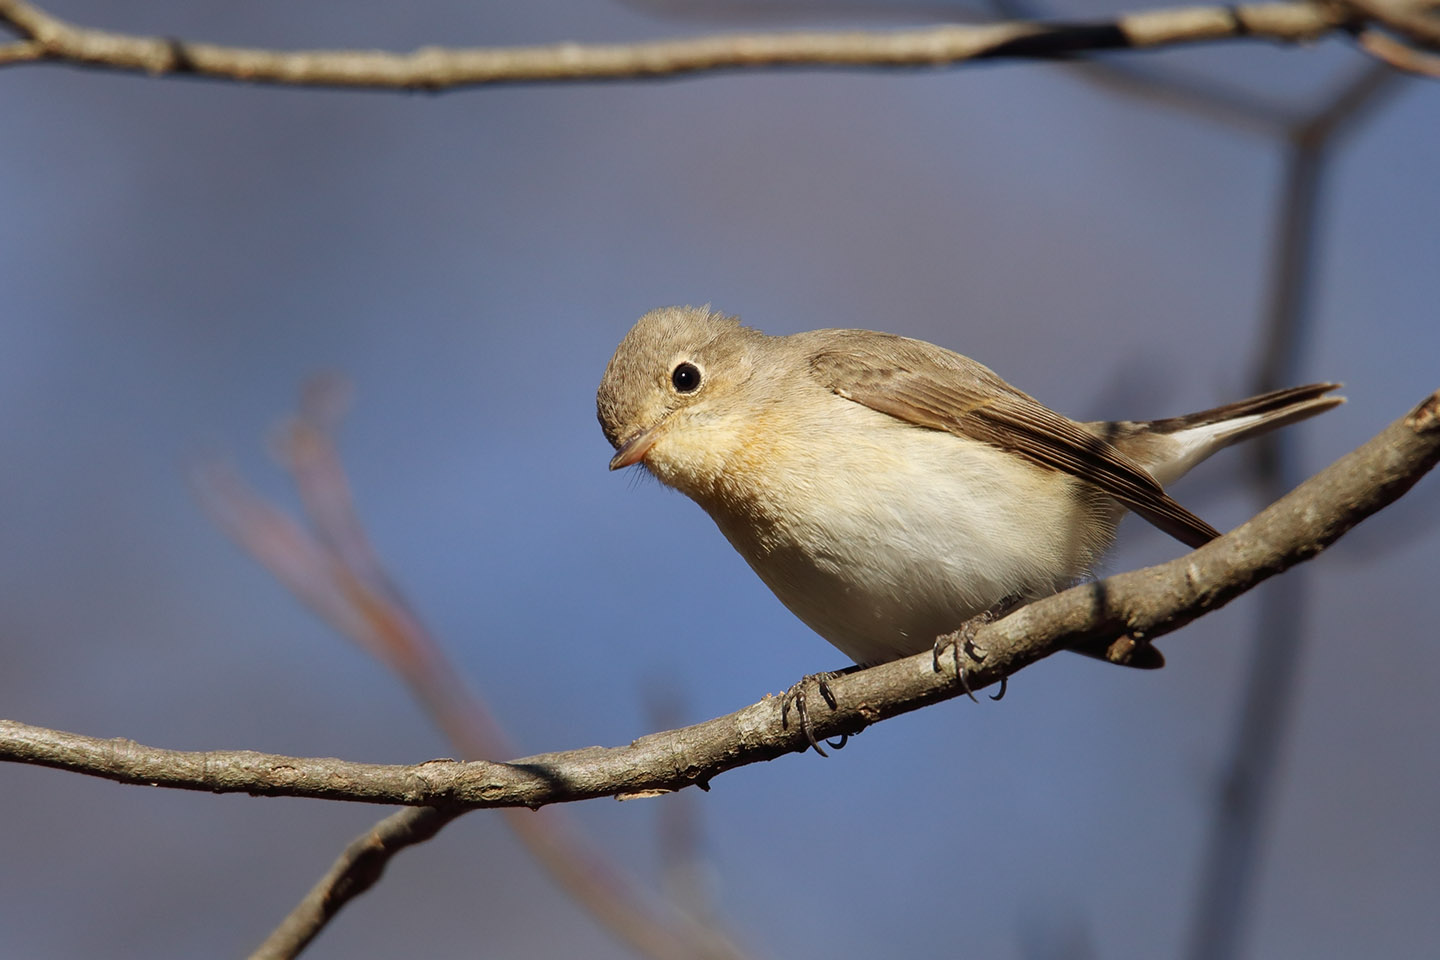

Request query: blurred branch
[
  {"left": 1250, "top": 65, "right": 1396, "bottom": 402},
  {"left": 1344, "top": 0, "right": 1440, "bottom": 47},
  {"left": 0, "top": 0, "right": 1365, "bottom": 89},
  {"left": 196, "top": 382, "right": 508, "bottom": 758},
  {"left": 1186, "top": 61, "right": 1400, "bottom": 960},
  {"left": 647, "top": 690, "right": 716, "bottom": 927},
  {"left": 1358, "top": 25, "right": 1440, "bottom": 74},
  {"left": 194, "top": 378, "right": 750, "bottom": 960},
  {"left": 1343, "top": 0, "right": 1440, "bottom": 73},
  {"left": 7, "top": 385, "right": 1439, "bottom": 803},
  {"left": 0, "top": 39, "right": 40, "bottom": 64}
]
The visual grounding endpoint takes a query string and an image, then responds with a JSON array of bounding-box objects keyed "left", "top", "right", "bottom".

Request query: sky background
[{"left": 2, "top": 2, "right": 1438, "bottom": 958}]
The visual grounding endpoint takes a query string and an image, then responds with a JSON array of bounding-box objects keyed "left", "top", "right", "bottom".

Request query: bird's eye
[{"left": 671, "top": 362, "right": 702, "bottom": 393}]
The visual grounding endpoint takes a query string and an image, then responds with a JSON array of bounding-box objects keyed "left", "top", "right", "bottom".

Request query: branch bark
[
  {"left": 0, "top": 0, "right": 1356, "bottom": 89},
  {"left": 6, "top": 387, "right": 1439, "bottom": 808}
]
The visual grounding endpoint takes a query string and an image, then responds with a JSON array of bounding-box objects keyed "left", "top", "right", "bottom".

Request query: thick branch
[
  {"left": 0, "top": 0, "right": 1353, "bottom": 89},
  {"left": 5, "top": 387, "right": 1438, "bottom": 806}
]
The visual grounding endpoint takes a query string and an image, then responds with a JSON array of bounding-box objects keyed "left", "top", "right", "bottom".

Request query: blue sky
[{"left": 2, "top": 3, "right": 1437, "bottom": 958}]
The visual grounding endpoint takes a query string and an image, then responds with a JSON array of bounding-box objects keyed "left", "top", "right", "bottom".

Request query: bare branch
[
  {"left": 1340, "top": 0, "right": 1440, "bottom": 71},
  {"left": 7, "top": 387, "right": 1438, "bottom": 808},
  {"left": 251, "top": 806, "right": 461, "bottom": 960},
  {"left": 0, "top": 39, "right": 40, "bottom": 64},
  {"left": 246, "top": 792, "right": 745, "bottom": 960},
  {"left": 1358, "top": 26, "right": 1440, "bottom": 73},
  {"left": 0, "top": 0, "right": 1355, "bottom": 89},
  {"left": 1344, "top": 0, "right": 1440, "bottom": 47}
]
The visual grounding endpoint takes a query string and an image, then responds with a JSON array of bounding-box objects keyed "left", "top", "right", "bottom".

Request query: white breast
[{"left": 705, "top": 400, "right": 1116, "bottom": 665}]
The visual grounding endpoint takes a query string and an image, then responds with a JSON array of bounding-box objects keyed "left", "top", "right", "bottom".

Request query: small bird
[{"left": 597, "top": 305, "right": 1342, "bottom": 669}]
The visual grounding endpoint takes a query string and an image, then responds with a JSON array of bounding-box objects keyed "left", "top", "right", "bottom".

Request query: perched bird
[{"left": 597, "top": 305, "right": 1342, "bottom": 669}]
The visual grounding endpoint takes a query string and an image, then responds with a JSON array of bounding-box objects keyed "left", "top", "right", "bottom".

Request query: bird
[{"left": 596, "top": 305, "right": 1342, "bottom": 670}]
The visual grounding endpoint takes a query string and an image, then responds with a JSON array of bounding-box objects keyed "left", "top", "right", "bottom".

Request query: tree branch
[
  {"left": 0, "top": 39, "right": 40, "bottom": 64},
  {"left": 1358, "top": 25, "right": 1440, "bottom": 73},
  {"left": 1344, "top": 0, "right": 1440, "bottom": 47},
  {"left": 0, "top": 0, "right": 1357, "bottom": 89},
  {"left": 6, "top": 387, "right": 1438, "bottom": 807},
  {"left": 251, "top": 806, "right": 461, "bottom": 960}
]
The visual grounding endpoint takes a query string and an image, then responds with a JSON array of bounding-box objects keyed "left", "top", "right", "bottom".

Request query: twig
[
  {"left": 245, "top": 802, "right": 741, "bottom": 960},
  {"left": 0, "top": 38, "right": 40, "bottom": 63},
  {"left": 1358, "top": 26, "right": 1440, "bottom": 74},
  {"left": 7, "top": 386, "right": 1439, "bottom": 806},
  {"left": 1343, "top": 0, "right": 1440, "bottom": 47},
  {"left": 251, "top": 806, "right": 461, "bottom": 960},
  {"left": 0, "top": 0, "right": 1351, "bottom": 89}
]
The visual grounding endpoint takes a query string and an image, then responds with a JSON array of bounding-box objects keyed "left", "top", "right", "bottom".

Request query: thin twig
[
  {"left": 0, "top": 39, "right": 40, "bottom": 63},
  {"left": 1343, "top": 0, "right": 1440, "bottom": 47},
  {"left": 7, "top": 386, "right": 1439, "bottom": 807},
  {"left": 252, "top": 806, "right": 462, "bottom": 960},
  {"left": 1357, "top": 25, "right": 1440, "bottom": 73},
  {"left": 0, "top": 0, "right": 1352, "bottom": 89}
]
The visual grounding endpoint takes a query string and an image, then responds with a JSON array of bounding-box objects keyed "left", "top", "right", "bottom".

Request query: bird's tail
[{"left": 1100, "top": 383, "right": 1345, "bottom": 487}]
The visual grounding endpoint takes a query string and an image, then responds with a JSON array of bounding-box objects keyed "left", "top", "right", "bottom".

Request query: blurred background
[{"left": 2, "top": 2, "right": 1437, "bottom": 958}]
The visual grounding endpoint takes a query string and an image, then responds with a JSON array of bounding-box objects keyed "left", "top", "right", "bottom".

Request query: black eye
[{"left": 671, "top": 362, "right": 702, "bottom": 393}]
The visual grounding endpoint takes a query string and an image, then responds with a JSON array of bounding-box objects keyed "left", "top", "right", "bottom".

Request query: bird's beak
[{"left": 609, "top": 427, "right": 658, "bottom": 470}]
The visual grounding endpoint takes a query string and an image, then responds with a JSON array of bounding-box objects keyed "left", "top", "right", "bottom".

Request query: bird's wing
[{"left": 808, "top": 332, "right": 1221, "bottom": 549}]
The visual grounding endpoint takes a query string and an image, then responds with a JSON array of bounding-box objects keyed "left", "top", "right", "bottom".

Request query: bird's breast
[{"left": 694, "top": 401, "right": 1117, "bottom": 663}]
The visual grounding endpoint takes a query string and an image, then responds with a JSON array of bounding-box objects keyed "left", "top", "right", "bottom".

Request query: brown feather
[
  {"left": 1138, "top": 382, "right": 1344, "bottom": 436},
  {"left": 809, "top": 336, "right": 1222, "bottom": 549}
]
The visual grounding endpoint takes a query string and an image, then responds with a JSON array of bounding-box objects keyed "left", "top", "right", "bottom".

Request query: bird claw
[
  {"left": 932, "top": 621, "right": 986, "bottom": 703},
  {"left": 933, "top": 600, "right": 1016, "bottom": 702},
  {"left": 781, "top": 669, "right": 853, "bottom": 756}
]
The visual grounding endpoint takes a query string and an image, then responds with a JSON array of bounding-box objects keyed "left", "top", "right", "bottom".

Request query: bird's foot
[
  {"left": 932, "top": 600, "right": 1019, "bottom": 702},
  {"left": 780, "top": 668, "right": 857, "bottom": 756}
]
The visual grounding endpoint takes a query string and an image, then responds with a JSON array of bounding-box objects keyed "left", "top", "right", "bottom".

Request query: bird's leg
[
  {"left": 932, "top": 620, "right": 987, "bottom": 704},
  {"left": 780, "top": 667, "right": 858, "bottom": 756},
  {"left": 932, "top": 596, "right": 1022, "bottom": 702}
]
